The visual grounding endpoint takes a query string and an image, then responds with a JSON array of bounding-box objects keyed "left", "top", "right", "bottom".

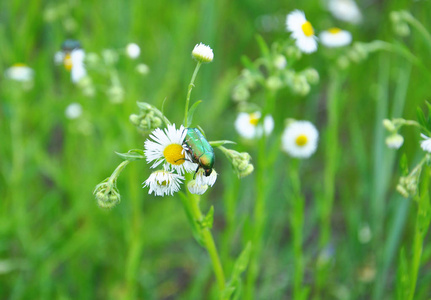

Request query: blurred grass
[{"left": 1, "top": 0, "right": 431, "bottom": 299}]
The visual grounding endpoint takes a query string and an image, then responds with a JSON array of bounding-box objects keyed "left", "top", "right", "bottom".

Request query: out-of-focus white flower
[
  {"left": 420, "top": 133, "right": 431, "bottom": 152},
  {"left": 70, "top": 49, "right": 87, "bottom": 83},
  {"left": 319, "top": 28, "right": 352, "bottom": 48},
  {"left": 144, "top": 124, "right": 197, "bottom": 175},
  {"left": 328, "top": 0, "right": 362, "bottom": 24},
  {"left": 143, "top": 170, "right": 184, "bottom": 196},
  {"left": 192, "top": 43, "right": 214, "bottom": 63},
  {"left": 386, "top": 134, "right": 404, "bottom": 149},
  {"left": 235, "top": 112, "right": 274, "bottom": 139},
  {"left": 65, "top": 102, "right": 83, "bottom": 119},
  {"left": 5, "top": 64, "right": 34, "bottom": 82},
  {"left": 286, "top": 10, "right": 318, "bottom": 54},
  {"left": 282, "top": 120, "right": 319, "bottom": 158},
  {"left": 126, "top": 43, "right": 140, "bottom": 59}
]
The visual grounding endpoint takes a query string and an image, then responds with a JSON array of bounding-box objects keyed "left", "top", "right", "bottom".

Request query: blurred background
[{"left": 1, "top": 0, "right": 431, "bottom": 299}]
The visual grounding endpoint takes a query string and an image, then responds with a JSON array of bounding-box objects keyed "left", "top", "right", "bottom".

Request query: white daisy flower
[
  {"left": 126, "top": 43, "right": 141, "bottom": 59},
  {"left": 195, "top": 168, "right": 217, "bottom": 187},
  {"left": 144, "top": 124, "right": 197, "bottom": 175},
  {"left": 192, "top": 43, "right": 214, "bottom": 63},
  {"left": 143, "top": 170, "right": 184, "bottom": 196},
  {"left": 235, "top": 112, "right": 274, "bottom": 139},
  {"left": 286, "top": 10, "right": 318, "bottom": 54},
  {"left": 5, "top": 64, "right": 34, "bottom": 82},
  {"left": 385, "top": 134, "right": 404, "bottom": 149},
  {"left": 420, "top": 133, "right": 431, "bottom": 152},
  {"left": 282, "top": 120, "right": 319, "bottom": 158},
  {"left": 65, "top": 103, "right": 83, "bottom": 119},
  {"left": 319, "top": 28, "right": 352, "bottom": 48},
  {"left": 328, "top": 0, "right": 362, "bottom": 24},
  {"left": 187, "top": 180, "right": 208, "bottom": 195},
  {"left": 70, "top": 49, "right": 87, "bottom": 83}
]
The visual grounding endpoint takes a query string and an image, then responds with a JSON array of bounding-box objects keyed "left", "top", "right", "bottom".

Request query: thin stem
[
  {"left": 179, "top": 191, "right": 226, "bottom": 295},
  {"left": 184, "top": 62, "right": 202, "bottom": 127},
  {"left": 109, "top": 160, "right": 130, "bottom": 184},
  {"left": 403, "top": 12, "right": 431, "bottom": 51}
]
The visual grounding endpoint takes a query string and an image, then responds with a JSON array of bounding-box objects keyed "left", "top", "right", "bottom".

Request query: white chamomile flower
[
  {"left": 70, "top": 49, "right": 87, "bottom": 83},
  {"left": 126, "top": 43, "right": 140, "bottom": 59},
  {"left": 65, "top": 103, "right": 83, "bottom": 119},
  {"left": 5, "top": 64, "right": 34, "bottom": 82},
  {"left": 319, "top": 28, "right": 352, "bottom": 48},
  {"left": 192, "top": 43, "right": 214, "bottom": 63},
  {"left": 328, "top": 0, "right": 362, "bottom": 24},
  {"left": 143, "top": 170, "right": 184, "bottom": 196},
  {"left": 420, "top": 133, "right": 431, "bottom": 152},
  {"left": 187, "top": 180, "right": 208, "bottom": 195},
  {"left": 195, "top": 168, "right": 217, "bottom": 187},
  {"left": 235, "top": 112, "right": 274, "bottom": 139},
  {"left": 282, "top": 120, "right": 319, "bottom": 158},
  {"left": 386, "top": 134, "right": 404, "bottom": 149},
  {"left": 144, "top": 124, "right": 197, "bottom": 175},
  {"left": 286, "top": 10, "right": 318, "bottom": 54}
]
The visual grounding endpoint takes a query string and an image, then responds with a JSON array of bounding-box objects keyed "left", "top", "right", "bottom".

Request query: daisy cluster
[
  {"left": 143, "top": 124, "right": 217, "bottom": 197},
  {"left": 286, "top": 10, "right": 354, "bottom": 54}
]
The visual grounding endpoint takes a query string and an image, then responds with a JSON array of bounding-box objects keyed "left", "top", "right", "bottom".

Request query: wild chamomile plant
[
  {"left": 94, "top": 43, "right": 253, "bottom": 299},
  {"left": 383, "top": 103, "right": 431, "bottom": 300},
  {"left": 231, "top": 11, "right": 322, "bottom": 298}
]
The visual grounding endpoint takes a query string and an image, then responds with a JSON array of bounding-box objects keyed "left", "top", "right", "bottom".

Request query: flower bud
[
  {"left": 192, "top": 43, "right": 214, "bottom": 63},
  {"left": 303, "top": 68, "right": 319, "bottom": 85},
  {"left": 94, "top": 180, "right": 121, "bottom": 208},
  {"left": 136, "top": 63, "right": 150, "bottom": 75},
  {"left": 187, "top": 180, "right": 208, "bottom": 195},
  {"left": 221, "top": 148, "right": 254, "bottom": 178},
  {"left": 385, "top": 134, "right": 404, "bottom": 149},
  {"left": 266, "top": 76, "right": 283, "bottom": 91},
  {"left": 382, "top": 119, "right": 396, "bottom": 132},
  {"left": 273, "top": 54, "right": 287, "bottom": 70}
]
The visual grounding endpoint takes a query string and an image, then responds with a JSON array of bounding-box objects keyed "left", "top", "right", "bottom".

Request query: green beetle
[
  {"left": 61, "top": 39, "right": 82, "bottom": 52},
  {"left": 183, "top": 128, "right": 214, "bottom": 176}
]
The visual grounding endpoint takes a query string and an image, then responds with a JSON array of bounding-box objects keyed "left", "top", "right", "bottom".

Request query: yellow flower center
[
  {"left": 295, "top": 134, "right": 308, "bottom": 146},
  {"left": 13, "top": 63, "right": 27, "bottom": 67},
  {"left": 249, "top": 113, "right": 260, "bottom": 126},
  {"left": 163, "top": 144, "right": 185, "bottom": 165},
  {"left": 329, "top": 27, "right": 342, "bottom": 34},
  {"left": 64, "top": 53, "right": 73, "bottom": 71},
  {"left": 301, "top": 21, "right": 314, "bottom": 37}
]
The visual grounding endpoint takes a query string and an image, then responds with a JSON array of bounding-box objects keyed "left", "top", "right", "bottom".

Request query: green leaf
[
  {"left": 223, "top": 242, "right": 252, "bottom": 299},
  {"left": 255, "top": 34, "right": 270, "bottom": 57},
  {"left": 115, "top": 149, "right": 145, "bottom": 161},
  {"left": 187, "top": 100, "right": 202, "bottom": 126},
  {"left": 416, "top": 106, "right": 426, "bottom": 128},
  {"left": 240, "top": 56, "right": 257, "bottom": 72},
  {"left": 198, "top": 206, "right": 214, "bottom": 229},
  {"left": 209, "top": 140, "right": 236, "bottom": 147}
]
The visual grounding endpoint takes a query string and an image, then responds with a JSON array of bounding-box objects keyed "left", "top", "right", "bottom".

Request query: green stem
[
  {"left": 184, "top": 62, "right": 202, "bottom": 127},
  {"left": 288, "top": 159, "right": 307, "bottom": 300},
  {"left": 403, "top": 12, "right": 431, "bottom": 51},
  {"left": 109, "top": 160, "right": 130, "bottom": 184},
  {"left": 180, "top": 191, "right": 226, "bottom": 294}
]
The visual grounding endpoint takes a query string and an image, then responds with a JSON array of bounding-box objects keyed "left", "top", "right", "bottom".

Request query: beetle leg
[{"left": 193, "top": 165, "right": 200, "bottom": 179}]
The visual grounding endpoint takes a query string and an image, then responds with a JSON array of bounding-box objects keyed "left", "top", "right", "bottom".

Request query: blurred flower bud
[
  {"left": 85, "top": 52, "right": 100, "bottom": 66},
  {"left": 386, "top": 134, "right": 404, "bottom": 149},
  {"left": 187, "top": 180, "right": 208, "bottom": 195},
  {"left": 220, "top": 147, "right": 254, "bottom": 178},
  {"left": 266, "top": 76, "right": 283, "bottom": 91},
  {"left": 232, "top": 85, "right": 250, "bottom": 102},
  {"left": 94, "top": 179, "right": 121, "bottom": 209},
  {"left": 303, "top": 68, "right": 319, "bottom": 85},
  {"left": 273, "top": 54, "right": 287, "bottom": 70},
  {"left": 291, "top": 75, "right": 310, "bottom": 96},
  {"left": 382, "top": 119, "right": 396, "bottom": 132},
  {"left": 336, "top": 56, "right": 350, "bottom": 69},
  {"left": 107, "top": 85, "right": 124, "bottom": 104},
  {"left": 136, "top": 63, "right": 150, "bottom": 75},
  {"left": 102, "top": 49, "right": 119, "bottom": 65},
  {"left": 286, "top": 45, "right": 302, "bottom": 61}
]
